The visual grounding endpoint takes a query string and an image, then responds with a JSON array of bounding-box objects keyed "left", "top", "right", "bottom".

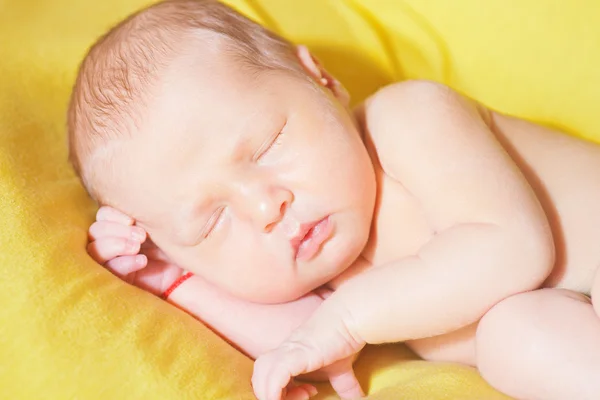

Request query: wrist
[{"left": 161, "top": 271, "right": 194, "bottom": 299}]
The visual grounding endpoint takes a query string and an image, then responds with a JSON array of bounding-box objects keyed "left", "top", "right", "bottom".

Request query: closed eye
[
  {"left": 254, "top": 122, "right": 287, "bottom": 161},
  {"left": 198, "top": 206, "right": 225, "bottom": 240}
]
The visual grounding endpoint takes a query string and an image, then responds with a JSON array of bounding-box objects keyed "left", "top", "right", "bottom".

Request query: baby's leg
[
  {"left": 476, "top": 288, "right": 600, "bottom": 400},
  {"left": 405, "top": 323, "right": 477, "bottom": 366}
]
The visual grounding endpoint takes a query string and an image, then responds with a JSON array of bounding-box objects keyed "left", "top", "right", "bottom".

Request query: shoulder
[
  {"left": 363, "top": 80, "right": 458, "bottom": 125},
  {"left": 366, "top": 80, "right": 455, "bottom": 111},
  {"left": 363, "top": 80, "right": 493, "bottom": 140},
  {"left": 358, "top": 80, "right": 492, "bottom": 175}
]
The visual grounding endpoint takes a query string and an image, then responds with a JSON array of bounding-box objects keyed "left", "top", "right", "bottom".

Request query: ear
[{"left": 295, "top": 45, "right": 350, "bottom": 107}]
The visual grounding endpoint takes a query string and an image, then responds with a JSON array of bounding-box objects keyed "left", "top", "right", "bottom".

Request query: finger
[
  {"left": 267, "top": 352, "right": 305, "bottom": 400},
  {"left": 89, "top": 221, "right": 146, "bottom": 242},
  {"left": 329, "top": 367, "right": 364, "bottom": 400},
  {"left": 253, "top": 347, "right": 319, "bottom": 400},
  {"left": 253, "top": 355, "right": 284, "bottom": 400},
  {"left": 105, "top": 255, "right": 147, "bottom": 277},
  {"left": 87, "top": 237, "right": 141, "bottom": 264},
  {"left": 284, "top": 383, "right": 317, "bottom": 400},
  {"left": 96, "top": 206, "right": 134, "bottom": 225}
]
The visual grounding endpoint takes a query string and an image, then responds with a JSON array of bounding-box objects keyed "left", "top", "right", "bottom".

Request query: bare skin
[
  {"left": 402, "top": 109, "right": 600, "bottom": 367},
  {"left": 86, "top": 47, "right": 600, "bottom": 400},
  {"left": 249, "top": 81, "right": 600, "bottom": 400},
  {"left": 343, "top": 84, "right": 600, "bottom": 400}
]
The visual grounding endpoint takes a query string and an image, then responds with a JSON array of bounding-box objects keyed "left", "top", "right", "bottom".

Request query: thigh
[
  {"left": 476, "top": 288, "right": 600, "bottom": 400},
  {"left": 406, "top": 322, "right": 478, "bottom": 366}
]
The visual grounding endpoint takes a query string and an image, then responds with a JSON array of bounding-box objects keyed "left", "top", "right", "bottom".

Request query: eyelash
[
  {"left": 256, "top": 128, "right": 286, "bottom": 161},
  {"left": 199, "top": 125, "right": 286, "bottom": 241},
  {"left": 201, "top": 207, "right": 225, "bottom": 239}
]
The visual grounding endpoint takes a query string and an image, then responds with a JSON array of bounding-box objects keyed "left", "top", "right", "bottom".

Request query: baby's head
[{"left": 68, "top": 0, "right": 376, "bottom": 303}]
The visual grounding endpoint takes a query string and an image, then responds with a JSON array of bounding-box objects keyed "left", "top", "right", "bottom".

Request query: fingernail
[
  {"left": 135, "top": 254, "right": 147, "bottom": 266},
  {"left": 307, "top": 386, "right": 318, "bottom": 397},
  {"left": 131, "top": 228, "right": 145, "bottom": 242}
]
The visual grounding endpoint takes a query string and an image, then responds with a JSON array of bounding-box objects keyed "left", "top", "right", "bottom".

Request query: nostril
[
  {"left": 264, "top": 202, "right": 287, "bottom": 233},
  {"left": 264, "top": 222, "right": 274, "bottom": 233},
  {"left": 280, "top": 201, "right": 287, "bottom": 215}
]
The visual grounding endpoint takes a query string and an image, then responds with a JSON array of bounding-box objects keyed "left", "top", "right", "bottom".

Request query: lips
[{"left": 290, "top": 216, "right": 333, "bottom": 262}]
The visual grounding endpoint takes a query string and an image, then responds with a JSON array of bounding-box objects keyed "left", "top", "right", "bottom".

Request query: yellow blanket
[{"left": 1, "top": 0, "right": 598, "bottom": 399}]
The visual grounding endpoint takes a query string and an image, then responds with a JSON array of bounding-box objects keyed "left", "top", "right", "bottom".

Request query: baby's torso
[
  {"left": 491, "top": 113, "right": 600, "bottom": 293},
  {"left": 332, "top": 106, "right": 600, "bottom": 294}
]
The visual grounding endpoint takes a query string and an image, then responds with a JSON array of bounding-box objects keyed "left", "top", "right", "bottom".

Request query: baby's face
[{"left": 113, "top": 53, "right": 376, "bottom": 303}]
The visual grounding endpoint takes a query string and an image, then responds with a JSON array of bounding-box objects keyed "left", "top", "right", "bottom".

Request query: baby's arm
[
  {"left": 87, "top": 207, "right": 329, "bottom": 357},
  {"left": 87, "top": 207, "right": 359, "bottom": 397},
  {"left": 252, "top": 81, "right": 556, "bottom": 399},
  {"left": 167, "top": 274, "right": 329, "bottom": 359},
  {"left": 332, "top": 81, "right": 556, "bottom": 342}
]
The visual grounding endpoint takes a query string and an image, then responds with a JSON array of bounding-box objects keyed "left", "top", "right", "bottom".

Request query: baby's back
[{"left": 491, "top": 113, "right": 600, "bottom": 293}]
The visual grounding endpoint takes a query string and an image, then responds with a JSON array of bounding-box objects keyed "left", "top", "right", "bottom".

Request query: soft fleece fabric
[{"left": 1, "top": 0, "right": 598, "bottom": 398}]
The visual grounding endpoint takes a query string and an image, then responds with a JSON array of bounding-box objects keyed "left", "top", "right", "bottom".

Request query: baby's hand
[
  {"left": 87, "top": 206, "right": 183, "bottom": 296},
  {"left": 252, "top": 301, "right": 365, "bottom": 400}
]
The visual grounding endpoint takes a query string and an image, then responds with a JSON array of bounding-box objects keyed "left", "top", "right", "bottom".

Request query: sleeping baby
[{"left": 68, "top": 1, "right": 600, "bottom": 399}]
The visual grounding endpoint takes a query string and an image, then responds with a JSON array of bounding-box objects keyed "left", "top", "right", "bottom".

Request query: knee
[{"left": 476, "top": 291, "right": 543, "bottom": 375}]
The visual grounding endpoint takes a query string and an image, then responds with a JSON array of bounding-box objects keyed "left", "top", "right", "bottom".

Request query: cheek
[
  {"left": 213, "top": 222, "right": 284, "bottom": 276},
  {"left": 305, "top": 131, "right": 372, "bottom": 197},
  {"left": 206, "top": 226, "right": 303, "bottom": 302}
]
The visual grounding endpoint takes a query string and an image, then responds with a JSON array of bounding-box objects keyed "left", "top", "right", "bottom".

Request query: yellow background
[{"left": 1, "top": 0, "right": 598, "bottom": 398}]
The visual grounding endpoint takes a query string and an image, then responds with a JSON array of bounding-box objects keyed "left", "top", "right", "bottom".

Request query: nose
[{"left": 238, "top": 182, "right": 293, "bottom": 232}]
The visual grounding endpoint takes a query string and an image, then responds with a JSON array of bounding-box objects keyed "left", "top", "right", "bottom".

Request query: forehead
[
  {"left": 150, "top": 49, "right": 299, "bottom": 139},
  {"left": 116, "top": 52, "right": 305, "bottom": 223}
]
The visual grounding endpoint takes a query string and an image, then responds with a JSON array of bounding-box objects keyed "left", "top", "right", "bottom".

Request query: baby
[{"left": 68, "top": 1, "right": 600, "bottom": 399}]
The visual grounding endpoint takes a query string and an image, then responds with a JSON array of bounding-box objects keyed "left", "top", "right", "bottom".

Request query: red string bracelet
[{"left": 161, "top": 272, "right": 194, "bottom": 299}]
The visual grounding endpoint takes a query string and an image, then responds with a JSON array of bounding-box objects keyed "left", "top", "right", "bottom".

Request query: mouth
[{"left": 290, "top": 216, "right": 333, "bottom": 262}]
